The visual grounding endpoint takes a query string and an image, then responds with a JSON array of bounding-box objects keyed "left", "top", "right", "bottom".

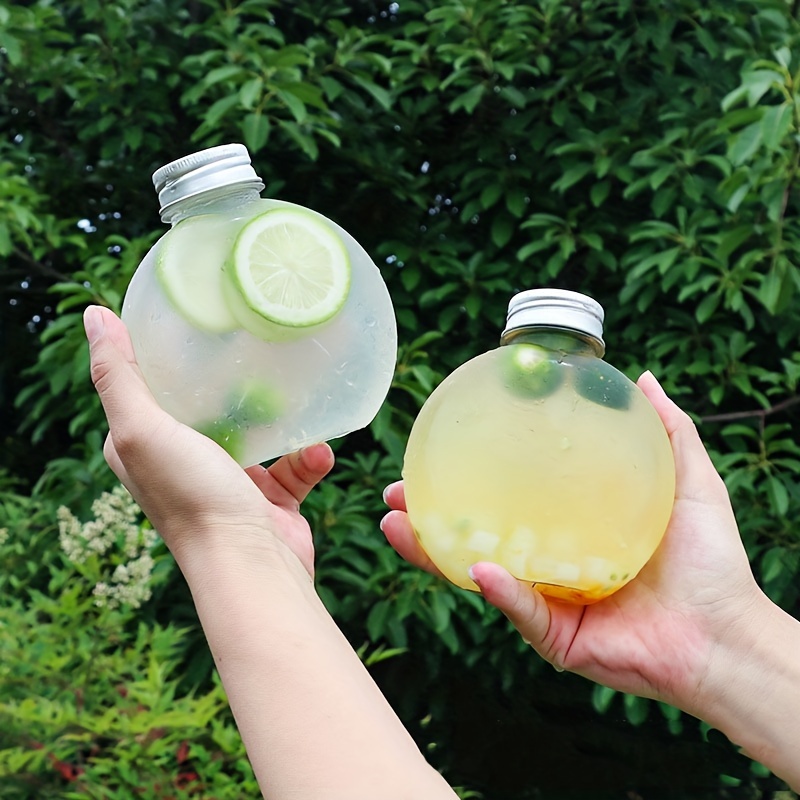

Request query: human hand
[
  {"left": 84, "top": 305, "right": 334, "bottom": 577},
  {"left": 380, "top": 372, "right": 765, "bottom": 712}
]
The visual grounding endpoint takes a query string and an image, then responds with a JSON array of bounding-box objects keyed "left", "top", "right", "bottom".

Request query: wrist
[
  {"left": 685, "top": 591, "right": 800, "bottom": 784},
  {"left": 167, "top": 518, "right": 314, "bottom": 596}
]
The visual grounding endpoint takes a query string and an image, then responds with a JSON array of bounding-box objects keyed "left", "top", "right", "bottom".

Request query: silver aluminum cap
[
  {"left": 152, "top": 144, "right": 264, "bottom": 219},
  {"left": 502, "top": 288, "right": 605, "bottom": 347}
]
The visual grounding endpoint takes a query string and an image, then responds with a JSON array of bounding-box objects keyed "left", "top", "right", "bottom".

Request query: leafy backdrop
[{"left": 1, "top": 0, "right": 799, "bottom": 797}]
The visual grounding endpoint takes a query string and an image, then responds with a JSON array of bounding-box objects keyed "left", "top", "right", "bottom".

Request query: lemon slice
[
  {"left": 155, "top": 214, "right": 240, "bottom": 333},
  {"left": 230, "top": 207, "right": 351, "bottom": 328}
]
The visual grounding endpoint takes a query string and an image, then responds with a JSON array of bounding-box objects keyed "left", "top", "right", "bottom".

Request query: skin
[
  {"left": 381, "top": 372, "right": 800, "bottom": 789},
  {"left": 85, "top": 304, "right": 799, "bottom": 792},
  {"left": 84, "top": 305, "right": 458, "bottom": 800}
]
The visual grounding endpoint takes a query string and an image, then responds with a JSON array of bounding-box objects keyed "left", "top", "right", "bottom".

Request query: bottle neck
[
  {"left": 161, "top": 182, "right": 263, "bottom": 226},
  {"left": 500, "top": 326, "right": 605, "bottom": 358}
]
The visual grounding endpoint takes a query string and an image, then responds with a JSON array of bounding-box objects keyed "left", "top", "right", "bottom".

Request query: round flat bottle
[
  {"left": 402, "top": 289, "right": 675, "bottom": 604},
  {"left": 121, "top": 144, "right": 397, "bottom": 466}
]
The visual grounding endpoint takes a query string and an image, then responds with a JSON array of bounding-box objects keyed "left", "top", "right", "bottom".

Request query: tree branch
[
  {"left": 10, "top": 247, "right": 71, "bottom": 284},
  {"left": 699, "top": 394, "right": 800, "bottom": 424}
]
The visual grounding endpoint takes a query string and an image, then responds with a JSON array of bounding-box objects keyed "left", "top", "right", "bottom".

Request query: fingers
[
  {"left": 380, "top": 481, "right": 443, "bottom": 575},
  {"left": 382, "top": 480, "right": 406, "bottom": 512},
  {"left": 379, "top": 510, "right": 444, "bottom": 576},
  {"left": 257, "top": 443, "right": 335, "bottom": 508},
  {"left": 637, "top": 371, "right": 730, "bottom": 505},
  {"left": 469, "top": 562, "right": 555, "bottom": 651}
]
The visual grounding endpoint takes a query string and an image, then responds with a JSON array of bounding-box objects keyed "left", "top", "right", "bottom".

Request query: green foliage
[
  {"left": 3, "top": 0, "right": 800, "bottom": 794},
  {"left": 0, "top": 482, "right": 257, "bottom": 798}
]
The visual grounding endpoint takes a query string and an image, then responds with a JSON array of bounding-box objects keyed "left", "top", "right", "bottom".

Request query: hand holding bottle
[
  {"left": 84, "top": 304, "right": 334, "bottom": 576},
  {"left": 382, "top": 371, "right": 800, "bottom": 789},
  {"left": 85, "top": 305, "right": 457, "bottom": 799}
]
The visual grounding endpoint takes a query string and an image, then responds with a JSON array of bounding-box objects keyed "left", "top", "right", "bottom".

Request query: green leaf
[
  {"left": 277, "top": 88, "right": 307, "bottom": 123},
  {"left": 242, "top": 112, "right": 271, "bottom": 153},
  {"left": 592, "top": 685, "right": 616, "bottom": 714},
  {"left": 551, "top": 164, "right": 592, "bottom": 193},
  {"left": 590, "top": 181, "right": 611, "bottom": 207},
  {"left": 201, "top": 64, "right": 244, "bottom": 89},
  {"left": 766, "top": 478, "right": 790, "bottom": 516},
  {"left": 350, "top": 74, "right": 392, "bottom": 110},
  {"left": 491, "top": 213, "right": 515, "bottom": 248},
  {"left": 623, "top": 693, "right": 650, "bottom": 726},
  {"left": 239, "top": 77, "right": 264, "bottom": 109},
  {"left": 695, "top": 292, "right": 721, "bottom": 324},
  {"left": 760, "top": 103, "right": 794, "bottom": 150},
  {"left": 366, "top": 600, "right": 392, "bottom": 641},
  {"left": 448, "top": 83, "right": 486, "bottom": 115},
  {"left": 761, "top": 546, "right": 787, "bottom": 583},
  {"left": 722, "top": 69, "right": 784, "bottom": 111},
  {"left": 505, "top": 187, "right": 528, "bottom": 217},
  {"left": 278, "top": 120, "right": 319, "bottom": 160},
  {"left": 728, "top": 121, "right": 763, "bottom": 165}
]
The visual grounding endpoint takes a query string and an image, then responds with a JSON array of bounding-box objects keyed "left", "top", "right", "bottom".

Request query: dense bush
[{"left": 2, "top": 0, "right": 799, "bottom": 796}]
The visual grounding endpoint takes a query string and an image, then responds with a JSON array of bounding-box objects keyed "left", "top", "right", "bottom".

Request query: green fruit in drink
[
  {"left": 197, "top": 418, "right": 245, "bottom": 461},
  {"left": 574, "top": 360, "right": 633, "bottom": 410},
  {"left": 155, "top": 214, "right": 240, "bottom": 333},
  {"left": 229, "top": 207, "right": 351, "bottom": 330},
  {"left": 501, "top": 343, "right": 563, "bottom": 399},
  {"left": 231, "top": 378, "right": 285, "bottom": 424},
  {"left": 196, "top": 378, "right": 285, "bottom": 460}
]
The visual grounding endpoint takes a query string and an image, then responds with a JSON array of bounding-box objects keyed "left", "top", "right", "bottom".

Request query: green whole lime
[
  {"left": 196, "top": 378, "right": 285, "bottom": 460},
  {"left": 197, "top": 417, "right": 245, "bottom": 461},
  {"left": 230, "top": 378, "right": 285, "bottom": 425},
  {"left": 574, "top": 360, "right": 633, "bottom": 410},
  {"left": 501, "top": 343, "right": 563, "bottom": 399}
]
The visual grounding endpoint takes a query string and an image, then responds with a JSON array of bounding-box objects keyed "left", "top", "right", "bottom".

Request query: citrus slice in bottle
[
  {"left": 229, "top": 207, "right": 351, "bottom": 329},
  {"left": 155, "top": 214, "right": 240, "bottom": 334}
]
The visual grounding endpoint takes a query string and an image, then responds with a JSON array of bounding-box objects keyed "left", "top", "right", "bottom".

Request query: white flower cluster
[
  {"left": 57, "top": 484, "right": 159, "bottom": 610},
  {"left": 0, "top": 528, "right": 8, "bottom": 546}
]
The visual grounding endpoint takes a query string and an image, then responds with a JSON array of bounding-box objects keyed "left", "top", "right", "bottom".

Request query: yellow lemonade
[{"left": 402, "top": 291, "right": 675, "bottom": 604}]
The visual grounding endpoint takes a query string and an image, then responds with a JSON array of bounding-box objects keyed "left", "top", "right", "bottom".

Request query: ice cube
[
  {"left": 532, "top": 557, "right": 580, "bottom": 584},
  {"left": 466, "top": 528, "right": 501, "bottom": 556}
]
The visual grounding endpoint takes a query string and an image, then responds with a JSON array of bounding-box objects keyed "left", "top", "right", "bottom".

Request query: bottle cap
[
  {"left": 153, "top": 144, "right": 265, "bottom": 219},
  {"left": 502, "top": 288, "right": 605, "bottom": 347}
]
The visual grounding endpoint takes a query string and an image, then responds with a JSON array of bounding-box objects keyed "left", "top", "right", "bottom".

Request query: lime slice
[
  {"left": 155, "top": 215, "right": 240, "bottom": 334},
  {"left": 501, "top": 344, "right": 563, "bottom": 399},
  {"left": 230, "top": 208, "right": 351, "bottom": 328}
]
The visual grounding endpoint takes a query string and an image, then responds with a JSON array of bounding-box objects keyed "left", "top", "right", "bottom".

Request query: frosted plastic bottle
[
  {"left": 402, "top": 289, "right": 675, "bottom": 604},
  {"left": 121, "top": 144, "right": 397, "bottom": 467}
]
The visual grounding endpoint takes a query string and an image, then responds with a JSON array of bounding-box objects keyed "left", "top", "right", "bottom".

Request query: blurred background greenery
[{"left": 1, "top": 0, "right": 800, "bottom": 797}]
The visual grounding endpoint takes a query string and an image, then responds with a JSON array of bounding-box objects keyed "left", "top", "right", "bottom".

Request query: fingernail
[
  {"left": 83, "top": 306, "right": 104, "bottom": 344},
  {"left": 467, "top": 565, "right": 482, "bottom": 589},
  {"left": 379, "top": 514, "right": 387, "bottom": 533}
]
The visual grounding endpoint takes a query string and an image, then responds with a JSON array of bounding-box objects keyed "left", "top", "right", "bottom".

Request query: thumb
[
  {"left": 84, "top": 305, "right": 160, "bottom": 423},
  {"left": 637, "top": 371, "right": 729, "bottom": 506}
]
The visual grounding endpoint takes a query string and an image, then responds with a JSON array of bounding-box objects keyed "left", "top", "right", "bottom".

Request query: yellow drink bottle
[{"left": 402, "top": 289, "right": 675, "bottom": 604}]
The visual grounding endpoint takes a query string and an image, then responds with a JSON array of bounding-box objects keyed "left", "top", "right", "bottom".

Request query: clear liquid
[
  {"left": 122, "top": 198, "right": 397, "bottom": 466},
  {"left": 402, "top": 344, "right": 675, "bottom": 603}
]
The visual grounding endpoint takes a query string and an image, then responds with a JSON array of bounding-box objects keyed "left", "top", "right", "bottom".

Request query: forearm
[
  {"left": 687, "top": 592, "right": 800, "bottom": 789},
  {"left": 175, "top": 535, "right": 456, "bottom": 800}
]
